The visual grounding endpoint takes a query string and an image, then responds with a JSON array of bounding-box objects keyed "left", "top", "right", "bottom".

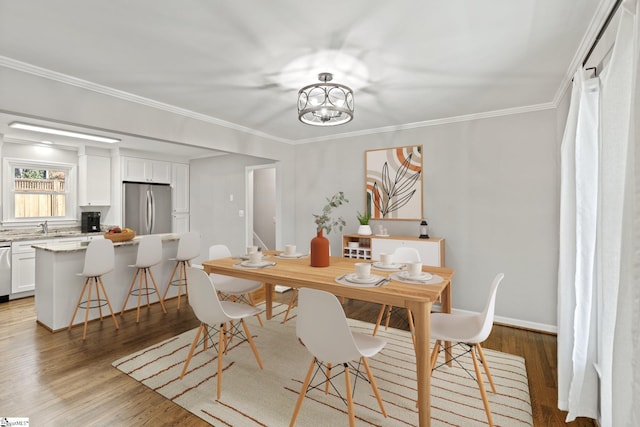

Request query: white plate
[
  {"left": 240, "top": 260, "right": 272, "bottom": 268},
  {"left": 372, "top": 261, "right": 404, "bottom": 270},
  {"left": 399, "top": 271, "right": 433, "bottom": 281},
  {"left": 344, "top": 273, "right": 382, "bottom": 284},
  {"left": 277, "top": 253, "right": 306, "bottom": 258}
]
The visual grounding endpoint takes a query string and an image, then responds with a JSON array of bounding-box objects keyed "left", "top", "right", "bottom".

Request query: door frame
[{"left": 245, "top": 163, "right": 281, "bottom": 251}]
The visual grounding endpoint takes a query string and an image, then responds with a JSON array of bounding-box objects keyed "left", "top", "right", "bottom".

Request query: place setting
[
  {"left": 234, "top": 247, "right": 276, "bottom": 269},
  {"left": 274, "top": 244, "right": 308, "bottom": 259},
  {"left": 335, "top": 262, "right": 390, "bottom": 288},
  {"left": 371, "top": 252, "right": 406, "bottom": 271},
  {"left": 389, "top": 261, "right": 444, "bottom": 285}
]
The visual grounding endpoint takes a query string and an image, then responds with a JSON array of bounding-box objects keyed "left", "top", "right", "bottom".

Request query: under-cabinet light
[{"left": 9, "top": 122, "right": 120, "bottom": 144}]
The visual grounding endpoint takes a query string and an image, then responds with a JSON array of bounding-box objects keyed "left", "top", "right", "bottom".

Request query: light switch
[
  {"left": 239, "top": 210, "right": 245, "bottom": 217},
  {"left": 229, "top": 194, "right": 234, "bottom": 202}
]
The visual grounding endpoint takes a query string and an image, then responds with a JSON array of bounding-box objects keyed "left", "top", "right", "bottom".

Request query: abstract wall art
[{"left": 365, "top": 145, "right": 423, "bottom": 220}]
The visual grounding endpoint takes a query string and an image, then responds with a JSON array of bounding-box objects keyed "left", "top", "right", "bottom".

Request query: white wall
[{"left": 294, "top": 108, "right": 562, "bottom": 331}]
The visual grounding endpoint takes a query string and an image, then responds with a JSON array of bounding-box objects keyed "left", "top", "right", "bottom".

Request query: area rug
[{"left": 113, "top": 302, "right": 533, "bottom": 426}]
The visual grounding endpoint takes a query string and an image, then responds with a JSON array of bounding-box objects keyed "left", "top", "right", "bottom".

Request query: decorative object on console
[
  {"left": 356, "top": 210, "right": 372, "bottom": 235},
  {"left": 104, "top": 226, "right": 136, "bottom": 242},
  {"left": 298, "top": 72, "right": 354, "bottom": 126},
  {"left": 366, "top": 145, "right": 423, "bottom": 220},
  {"left": 419, "top": 219, "right": 429, "bottom": 238},
  {"left": 310, "top": 192, "right": 349, "bottom": 267}
]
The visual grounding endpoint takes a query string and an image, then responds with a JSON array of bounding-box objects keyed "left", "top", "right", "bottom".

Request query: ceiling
[{"left": 0, "top": 1, "right": 608, "bottom": 154}]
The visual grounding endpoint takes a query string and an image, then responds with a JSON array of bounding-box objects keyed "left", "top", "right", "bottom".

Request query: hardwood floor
[{"left": 0, "top": 295, "right": 595, "bottom": 426}]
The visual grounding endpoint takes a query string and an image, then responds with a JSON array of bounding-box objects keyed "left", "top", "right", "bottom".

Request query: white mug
[
  {"left": 407, "top": 261, "right": 423, "bottom": 277},
  {"left": 285, "top": 244, "right": 296, "bottom": 255},
  {"left": 355, "top": 262, "right": 372, "bottom": 279},
  {"left": 247, "top": 245, "right": 258, "bottom": 254},
  {"left": 380, "top": 253, "right": 392, "bottom": 266},
  {"left": 249, "top": 251, "right": 263, "bottom": 264}
]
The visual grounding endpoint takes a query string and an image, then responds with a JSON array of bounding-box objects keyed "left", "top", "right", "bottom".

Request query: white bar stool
[
  {"left": 68, "top": 239, "right": 119, "bottom": 340},
  {"left": 162, "top": 232, "right": 200, "bottom": 309},
  {"left": 120, "top": 235, "right": 167, "bottom": 322}
]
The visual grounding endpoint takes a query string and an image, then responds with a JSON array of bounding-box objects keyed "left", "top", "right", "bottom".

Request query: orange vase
[{"left": 310, "top": 230, "right": 330, "bottom": 267}]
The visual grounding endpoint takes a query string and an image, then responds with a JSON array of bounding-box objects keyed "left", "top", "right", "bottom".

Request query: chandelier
[{"left": 297, "top": 72, "right": 354, "bottom": 126}]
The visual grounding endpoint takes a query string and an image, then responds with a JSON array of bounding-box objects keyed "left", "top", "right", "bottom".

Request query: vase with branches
[{"left": 311, "top": 192, "right": 349, "bottom": 267}]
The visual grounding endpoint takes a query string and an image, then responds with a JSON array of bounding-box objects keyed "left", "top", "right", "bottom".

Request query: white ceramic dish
[
  {"left": 372, "top": 261, "right": 404, "bottom": 270},
  {"left": 344, "top": 273, "right": 381, "bottom": 284},
  {"left": 240, "top": 260, "right": 273, "bottom": 268},
  {"left": 399, "top": 271, "right": 433, "bottom": 281},
  {"left": 277, "top": 252, "right": 306, "bottom": 258}
]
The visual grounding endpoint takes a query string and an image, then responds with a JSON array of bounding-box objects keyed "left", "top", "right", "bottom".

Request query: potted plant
[
  {"left": 311, "top": 192, "right": 349, "bottom": 267},
  {"left": 356, "top": 211, "right": 372, "bottom": 235}
]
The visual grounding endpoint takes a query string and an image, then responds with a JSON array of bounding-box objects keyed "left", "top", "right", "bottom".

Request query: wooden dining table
[{"left": 202, "top": 253, "right": 454, "bottom": 427}]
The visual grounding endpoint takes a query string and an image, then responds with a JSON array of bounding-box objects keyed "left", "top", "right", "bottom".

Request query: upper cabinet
[
  {"left": 122, "top": 156, "right": 171, "bottom": 184},
  {"left": 172, "top": 163, "right": 189, "bottom": 213},
  {"left": 78, "top": 154, "right": 111, "bottom": 206}
]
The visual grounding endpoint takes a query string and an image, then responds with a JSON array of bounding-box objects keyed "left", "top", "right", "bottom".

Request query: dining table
[{"left": 202, "top": 252, "right": 454, "bottom": 427}]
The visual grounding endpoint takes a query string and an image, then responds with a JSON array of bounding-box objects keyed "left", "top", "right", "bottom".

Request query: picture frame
[{"left": 365, "top": 145, "right": 423, "bottom": 220}]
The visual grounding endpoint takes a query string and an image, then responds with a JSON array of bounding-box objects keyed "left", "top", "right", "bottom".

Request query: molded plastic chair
[
  {"left": 429, "top": 273, "right": 505, "bottom": 427},
  {"left": 289, "top": 288, "right": 387, "bottom": 427},
  {"left": 162, "top": 232, "right": 200, "bottom": 309},
  {"left": 373, "top": 246, "right": 421, "bottom": 336},
  {"left": 120, "top": 235, "right": 167, "bottom": 322},
  {"left": 68, "top": 238, "right": 119, "bottom": 340},
  {"left": 208, "top": 244, "right": 263, "bottom": 326},
  {"left": 180, "top": 268, "right": 263, "bottom": 400}
]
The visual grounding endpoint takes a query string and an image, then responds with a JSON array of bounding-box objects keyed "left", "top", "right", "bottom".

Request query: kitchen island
[{"left": 33, "top": 234, "right": 181, "bottom": 332}]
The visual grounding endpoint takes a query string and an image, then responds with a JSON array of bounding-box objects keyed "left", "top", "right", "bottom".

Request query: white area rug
[{"left": 113, "top": 302, "right": 533, "bottom": 426}]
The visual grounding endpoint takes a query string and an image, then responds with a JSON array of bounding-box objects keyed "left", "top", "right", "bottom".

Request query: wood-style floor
[{"left": 0, "top": 294, "right": 595, "bottom": 426}]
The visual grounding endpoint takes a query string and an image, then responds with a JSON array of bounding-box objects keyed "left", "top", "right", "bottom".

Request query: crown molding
[{"left": 0, "top": 56, "right": 291, "bottom": 144}]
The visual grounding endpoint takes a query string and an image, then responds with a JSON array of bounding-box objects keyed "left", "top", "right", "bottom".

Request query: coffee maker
[{"left": 81, "top": 211, "right": 101, "bottom": 233}]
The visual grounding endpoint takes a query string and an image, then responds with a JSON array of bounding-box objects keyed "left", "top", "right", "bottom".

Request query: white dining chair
[
  {"left": 162, "top": 231, "right": 200, "bottom": 310},
  {"left": 68, "top": 238, "right": 119, "bottom": 340},
  {"left": 373, "top": 246, "right": 421, "bottom": 336},
  {"left": 289, "top": 288, "right": 387, "bottom": 427},
  {"left": 180, "top": 268, "right": 263, "bottom": 400},
  {"left": 429, "top": 273, "right": 505, "bottom": 427},
  {"left": 208, "top": 244, "right": 263, "bottom": 326}
]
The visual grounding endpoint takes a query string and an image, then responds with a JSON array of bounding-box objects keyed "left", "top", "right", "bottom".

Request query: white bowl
[{"left": 347, "top": 242, "right": 359, "bottom": 248}]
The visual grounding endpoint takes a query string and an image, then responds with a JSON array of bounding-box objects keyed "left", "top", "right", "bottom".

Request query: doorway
[{"left": 245, "top": 164, "right": 279, "bottom": 251}]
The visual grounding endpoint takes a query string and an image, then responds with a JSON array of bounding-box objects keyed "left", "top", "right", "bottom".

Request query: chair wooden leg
[
  {"left": 82, "top": 278, "right": 93, "bottom": 340},
  {"left": 93, "top": 278, "right": 104, "bottom": 321},
  {"left": 217, "top": 323, "right": 225, "bottom": 400},
  {"left": 344, "top": 364, "right": 356, "bottom": 427},
  {"left": 98, "top": 276, "right": 119, "bottom": 330},
  {"left": 406, "top": 308, "right": 417, "bottom": 349},
  {"left": 362, "top": 357, "right": 387, "bottom": 417},
  {"left": 471, "top": 344, "right": 494, "bottom": 427},
  {"left": 384, "top": 305, "right": 392, "bottom": 330},
  {"left": 373, "top": 304, "right": 386, "bottom": 336},
  {"left": 282, "top": 288, "right": 298, "bottom": 324},
  {"left": 247, "top": 293, "right": 264, "bottom": 327},
  {"left": 162, "top": 261, "right": 180, "bottom": 304},
  {"left": 69, "top": 278, "right": 90, "bottom": 331},
  {"left": 325, "top": 363, "right": 332, "bottom": 394},
  {"left": 136, "top": 269, "right": 144, "bottom": 322},
  {"left": 121, "top": 268, "right": 139, "bottom": 315},
  {"left": 147, "top": 269, "right": 168, "bottom": 314},
  {"left": 476, "top": 343, "right": 497, "bottom": 393},
  {"left": 289, "top": 358, "right": 316, "bottom": 427},
  {"left": 430, "top": 340, "right": 441, "bottom": 371},
  {"left": 180, "top": 324, "right": 204, "bottom": 378},
  {"left": 241, "top": 319, "right": 263, "bottom": 369}
]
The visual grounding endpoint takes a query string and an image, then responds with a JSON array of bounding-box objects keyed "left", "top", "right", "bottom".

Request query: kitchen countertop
[
  {"left": 32, "top": 233, "right": 180, "bottom": 253},
  {"left": 0, "top": 227, "right": 106, "bottom": 243}
]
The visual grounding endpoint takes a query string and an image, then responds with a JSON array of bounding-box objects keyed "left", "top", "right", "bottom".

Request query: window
[{"left": 3, "top": 158, "right": 76, "bottom": 224}]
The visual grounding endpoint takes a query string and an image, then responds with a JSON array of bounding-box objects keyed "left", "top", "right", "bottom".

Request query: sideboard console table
[{"left": 342, "top": 234, "right": 445, "bottom": 267}]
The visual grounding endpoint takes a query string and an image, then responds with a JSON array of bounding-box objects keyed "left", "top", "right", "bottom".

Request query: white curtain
[{"left": 558, "top": 0, "right": 639, "bottom": 425}]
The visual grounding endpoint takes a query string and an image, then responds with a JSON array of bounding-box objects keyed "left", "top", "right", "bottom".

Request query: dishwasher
[{"left": 0, "top": 242, "right": 10, "bottom": 303}]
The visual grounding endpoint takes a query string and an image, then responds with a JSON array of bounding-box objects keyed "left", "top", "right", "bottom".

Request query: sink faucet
[{"left": 38, "top": 221, "right": 49, "bottom": 234}]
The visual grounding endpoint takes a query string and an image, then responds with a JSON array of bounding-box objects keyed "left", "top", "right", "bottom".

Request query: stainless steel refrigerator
[{"left": 123, "top": 182, "right": 172, "bottom": 235}]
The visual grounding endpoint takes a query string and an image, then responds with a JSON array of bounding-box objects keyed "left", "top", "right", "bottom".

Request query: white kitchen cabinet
[
  {"left": 172, "top": 163, "right": 189, "bottom": 213},
  {"left": 172, "top": 212, "right": 190, "bottom": 233},
  {"left": 343, "top": 234, "right": 445, "bottom": 267},
  {"left": 122, "top": 157, "right": 171, "bottom": 184},
  {"left": 79, "top": 154, "right": 111, "bottom": 206},
  {"left": 11, "top": 239, "right": 39, "bottom": 294}
]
